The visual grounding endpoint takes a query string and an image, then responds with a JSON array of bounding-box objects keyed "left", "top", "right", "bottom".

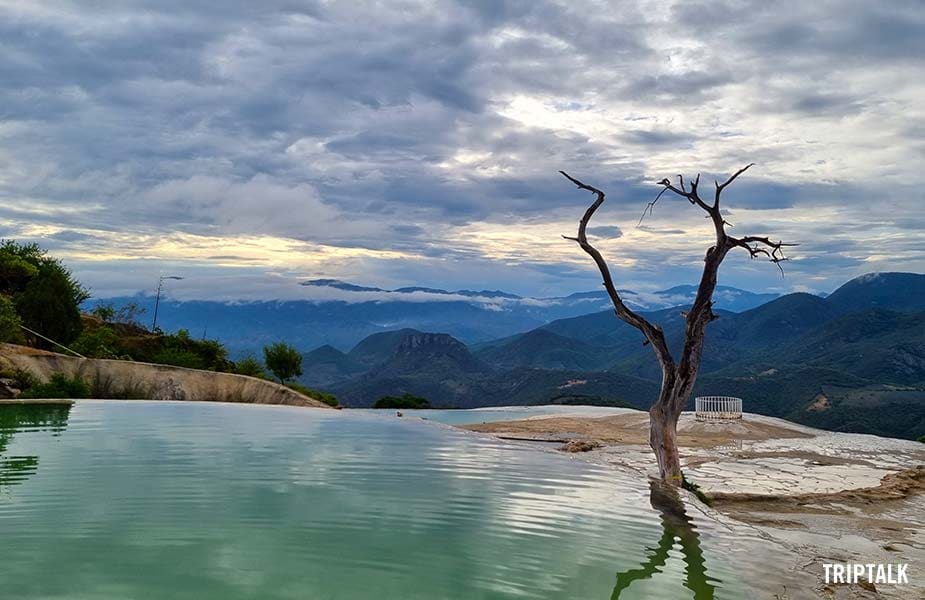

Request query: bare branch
[
  {"left": 560, "top": 171, "right": 674, "bottom": 369},
  {"left": 559, "top": 170, "right": 604, "bottom": 196},
  {"left": 637, "top": 186, "right": 670, "bottom": 226},
  {"left": 717, "top": 163, "right": 755, "bottom": 192},
  {"left": 728, "top": 235, "right": 798, "bottom": 276},
  {"left": 714, "top": 163, "right": 755, "bottom": 206},
  {"left": 656, "top": 172, "right": 714, "bottom": 214}
]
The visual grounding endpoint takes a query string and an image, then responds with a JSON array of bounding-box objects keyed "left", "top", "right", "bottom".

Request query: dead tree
[{"left": 561, "top": 165, "right": 793, "bottom": 485}]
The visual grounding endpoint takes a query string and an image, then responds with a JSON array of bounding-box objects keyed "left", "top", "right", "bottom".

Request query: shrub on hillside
[
  {"left": 20, "top": 374, "right": 90, "bottom": 399},
  {"left": 0, "top": 368, "right": 38, "bottom": 391},
  {"left": 132, "top": 329, "right": 231, "bottom": 371},
  {"left": 72, "top": 324, "right": 122, "bottom": 359},
  {"left": 233, "top": 356, "right": 269, "bottom": 379},
  {"left": 286, "top": 382, "right": 339, "bottom": 407},
  {"left": 373, "top": 393, "right": 432, "bottom": 409},
  {"left": 151, "top": 347, "right": 207, "bottom": 369}
]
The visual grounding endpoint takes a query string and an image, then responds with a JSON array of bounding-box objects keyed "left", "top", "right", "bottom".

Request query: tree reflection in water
[
  {"left": 0, "top": 404, "right": 71, "bottom": 490},
  {"left": 611, "top": 479, "right": 719, "bottom": 600}
]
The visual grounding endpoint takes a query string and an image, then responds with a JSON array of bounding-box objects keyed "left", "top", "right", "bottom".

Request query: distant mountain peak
[
  {"left": 455, "top": 289, "right": 522, "bottom": 300},
  {"left": 395, "top": 332, "right": 468, "bottom": 353},
  {"left": 827, "top": 272, "right": 925, "bottom": 314},
  {"left": 393, "top": 286, "right": 451, "bottom": 295},
  {"left": 301, "top": 279, "right": 385, "bottom": 293}
]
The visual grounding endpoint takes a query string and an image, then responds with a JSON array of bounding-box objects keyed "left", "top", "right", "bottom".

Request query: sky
[{"left": 2, "top": 0, "right": 923, "bottom": 301}]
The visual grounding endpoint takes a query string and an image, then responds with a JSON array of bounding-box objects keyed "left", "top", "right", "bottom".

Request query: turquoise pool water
[{"left": 0, "top": 401, "right": 800, "bottom": 599}]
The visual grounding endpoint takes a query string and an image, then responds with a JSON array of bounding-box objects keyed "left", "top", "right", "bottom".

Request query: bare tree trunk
[
  {"left": 649, "top": 384, "right": 684, "bottom": 482},
  {"left": 559, "top": 165, "right": 792, "bottom": 486}
]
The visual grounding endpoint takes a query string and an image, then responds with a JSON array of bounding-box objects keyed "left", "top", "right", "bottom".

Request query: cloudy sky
[{"left": 2, "top": 0, "right": 923, "bottom": 300}]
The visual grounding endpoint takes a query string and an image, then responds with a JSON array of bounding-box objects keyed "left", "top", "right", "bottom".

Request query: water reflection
[
  {"left": 0, "top": 404, "right": 71, "bottom": 490},
  {"left": 611, "top": 479, "right": 719, "bottom": 599}
]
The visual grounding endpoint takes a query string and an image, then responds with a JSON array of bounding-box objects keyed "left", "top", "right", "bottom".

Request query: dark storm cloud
[
  {"left": 587, "top": 226, "right": 624, "bottom": 239},
  {"left": 44, "top": 230, "right": 100, "bottom": 243},
  {"left": 0, "top": 0, "right": 922, "bottom": 298}
]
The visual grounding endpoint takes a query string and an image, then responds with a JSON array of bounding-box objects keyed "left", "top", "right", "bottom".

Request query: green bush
[
  {"left": 263, "top": 342, "right": 303, "bottom": 383},
  {"left": 151, "top": 347, "right": 206, "bottom": 369},
  {"left": 143, "top": 329, "right": 230, "bottom": 371},
  {"left": 1, "top": 240, "right": 88, "bottom": 348},
  {"left": 373, "top": 393, "right": 432, "bottom": 409},
  {"left": 286, "top": 382, "right": 338, "bottom": 407},
  {"left": 72, "top": 324, "right": 122, "bottom": 359},
  {"left": 0, "top": 294, "right": 24, "bottom": 343},
  {"left": 20, "top": 374, "right": 90, "bottom": 399},
  {"left": 0, "top": 368, "right": 38, "bottom": 391},
  {"left": 681, "top": 475, "right": 712, "bottom": 507},
  {"left": 233, "top": 356, "right": 269, "bottom": 379},
  {"left": 89, "top": 373, "right": 149, "bottom": 400},
  {"left": 918, "top": 436, "right": 925, "bottom": 444}
]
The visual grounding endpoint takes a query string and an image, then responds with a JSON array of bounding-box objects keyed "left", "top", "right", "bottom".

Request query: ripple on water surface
[{"left": 0, "top": 401, "right": 800, "bottom": 599}]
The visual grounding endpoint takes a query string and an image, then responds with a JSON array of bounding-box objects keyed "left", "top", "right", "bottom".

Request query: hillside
[
  {"left": 300, "top": 345, "right": 366, "bottom": 387},
  {"left": 306, "top": 272, "right": 925, "bottom": 439},
  {"left": 826, "top": 272, "right": 925, "bottom": 314},
  {"left": 325, "top": 330, "right": 660, "bottom": 408},
  {"left": 475, "top": 329, "right": 612, "bottom": 371},
  {"left": 772, "top": 310, "right": 925, "bottom": 385}
]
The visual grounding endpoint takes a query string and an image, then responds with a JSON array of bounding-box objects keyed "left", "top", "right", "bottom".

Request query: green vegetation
[
  {"left": 72, "top": 323, "right": 122, "bottom": 359},
  {"left": 0, "top": 295, "right": 24, "bottom": 343},
  {"left": 918, "top": 436, "right": 925, "bottom": 444},
  {"left": 0, "top": 368, "right": 38, "bottom": 391},
  {"left": 374, "top": 393, "right": 432, "bottom": 409},
  {"left": 233, "top": 355, "right": 269, "bottom": 379},
  {"left": 263, "top": 342, "right": 303, "bottom": 383},
  {"left": 286, "top": 382, "right": 338, "bottom": 407},
  {"left": 681, "top": 475, "right": 712, "bottom": 507},
  {"left": 1, "top": 240, "right": 88, "bottom": 348},
  {"left": 19, "top": 374, "right": 90, "bottom": 399},
  {"left": 146, "top": 329, "right": 230, "bottom": 371}
]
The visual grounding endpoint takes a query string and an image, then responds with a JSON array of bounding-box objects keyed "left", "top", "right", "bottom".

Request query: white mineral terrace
[
  {"left": 460, "top": 408, "right": 925, "bottom": 599},
  {"left": 612, "top": 413, "right": 925, "bottom": 496}
]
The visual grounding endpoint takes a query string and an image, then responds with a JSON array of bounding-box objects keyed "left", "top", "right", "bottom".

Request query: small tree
[
  {"left": 114, "top": 302, "right": 146, "bottom": 326},
  {"left": 14, "top": 263, "right": 86, "bottom": 346},
  {"left": 560, "top": 165, "right": 792, "bottom": 485},
  {"left": 91, "top": 303, "right": 117, "bottom": 323},
  {"left": 263, "top": 342, "right": 303, "bottom": 383},
  {"left": 0, "top": 295, "right": 24, "bottom": 344},
  {"left": 1, "top": 240, "right": 89, "bottom": 348}
]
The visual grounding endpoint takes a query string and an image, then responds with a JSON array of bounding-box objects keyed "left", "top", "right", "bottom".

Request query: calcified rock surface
[
  {"left": 465, "top": 410, "right": 925, "bottom": 599},
  {"left": 0, "top": 343, "right": 330, "bottom": 408}
]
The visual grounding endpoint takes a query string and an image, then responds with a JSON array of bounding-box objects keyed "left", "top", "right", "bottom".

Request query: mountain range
[
  {"left": 90, "top": 280, "right": 779, "bottom": 354},
  {"left": 298, "top": 273, "right": 925, "bottom": 440}
]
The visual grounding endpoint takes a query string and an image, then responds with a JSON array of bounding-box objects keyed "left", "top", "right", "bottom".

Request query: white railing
[{"left": 695, "top": 396, "right": 743, "bottom": 422}]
